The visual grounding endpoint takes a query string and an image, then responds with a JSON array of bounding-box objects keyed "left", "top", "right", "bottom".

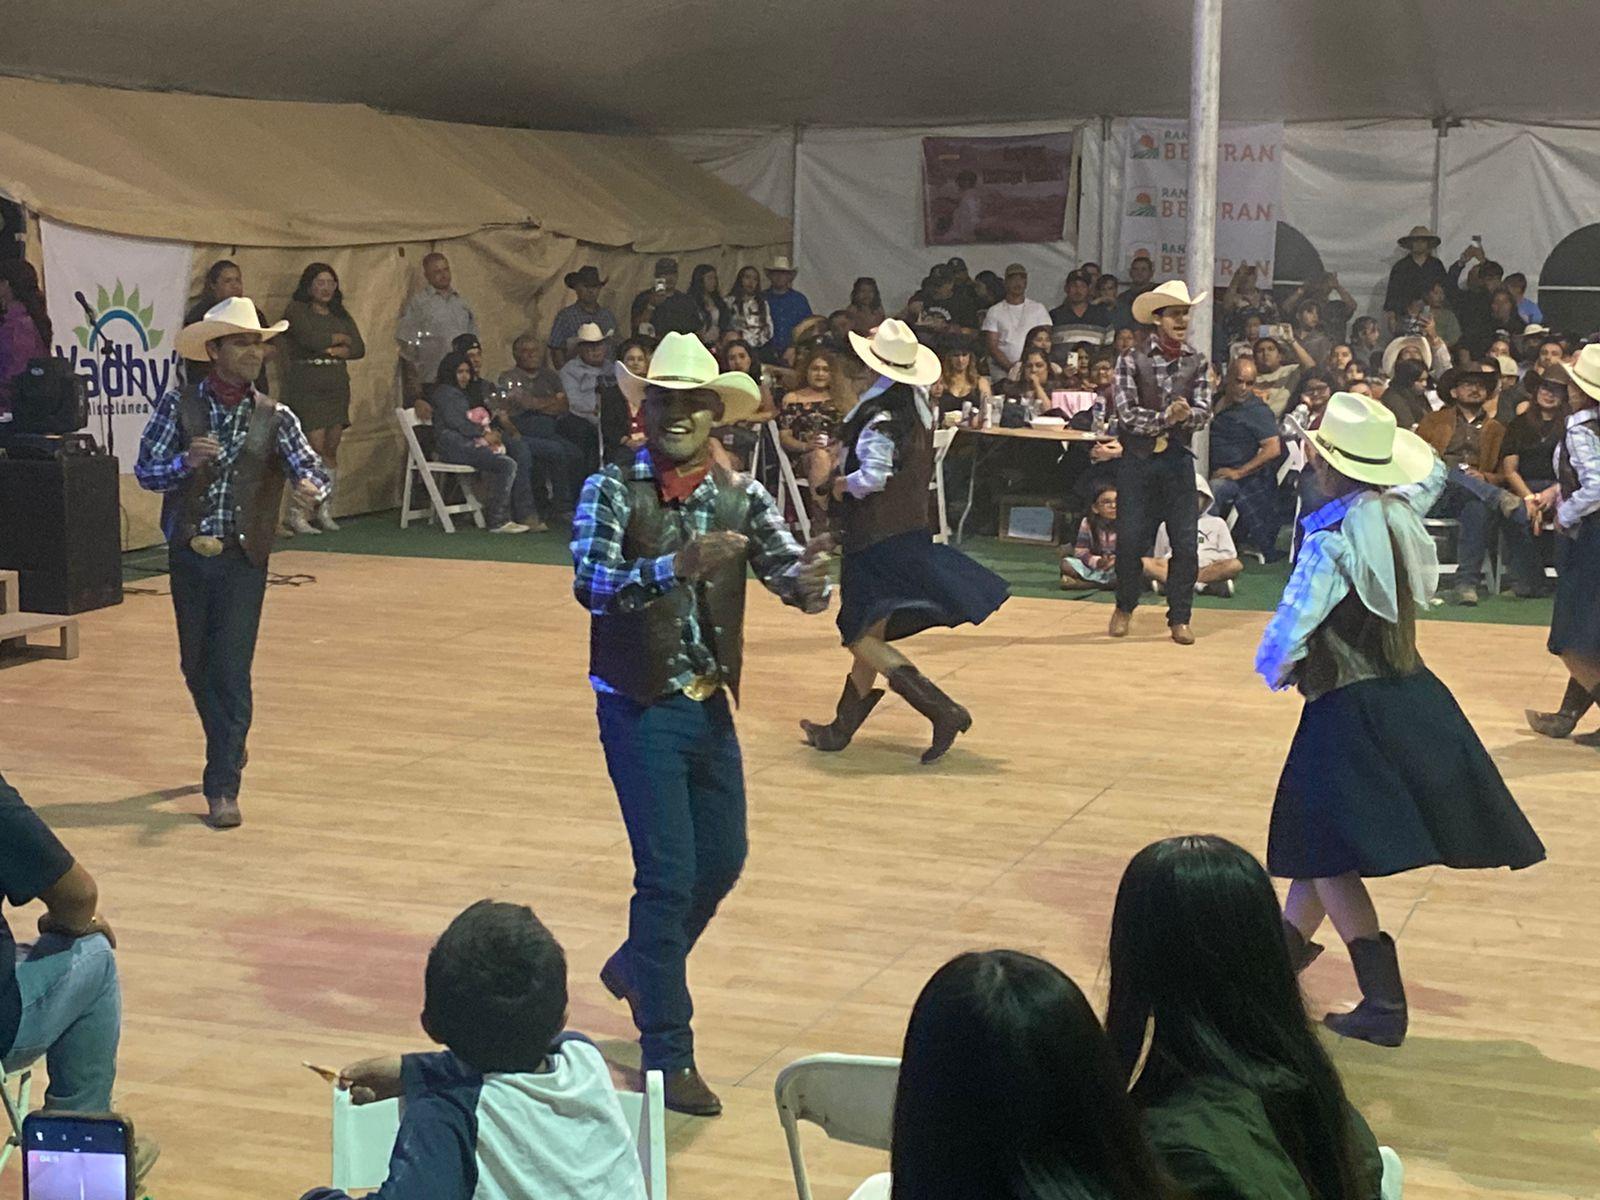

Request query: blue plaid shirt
[
  {"left": 571, "top": 449, "right": 829, "bottom": 696},
  {"left": 134, "top": 379, "right": 328, "bottom": 539}
]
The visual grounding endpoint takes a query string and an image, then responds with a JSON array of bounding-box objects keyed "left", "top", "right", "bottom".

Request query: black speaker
[{"left": 0, "top": 453, "right": 124, "bottom": 614}]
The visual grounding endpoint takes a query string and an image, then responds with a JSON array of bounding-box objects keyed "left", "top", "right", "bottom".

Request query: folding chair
[
  {"left": 329, "top": 1069, "right": 666, "bottom": 1199},
  {"left": 774, "top": 1054, "right": 899, "bottom": 1200},
  {"left": 931, "top": 426, "right": 957, "bottom": 543},
  {"left": 395, "top": 407, "right": 486, "bottom": 533},
  {"left": 765, "top": 421, "right": 812, "bottom": 542},
  {"left": 1, "top": 1064, "right": 31, "bottom": 1174}
]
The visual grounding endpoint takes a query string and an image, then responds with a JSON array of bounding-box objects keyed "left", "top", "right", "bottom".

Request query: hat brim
[
  {"left": 1570, "top": 364, "right": 1600, "bottom": 404},
  {"left": 616, "top": 363, "right": 762, "bottom": 423},
  {"left": 1309, "top": 425, "right": 1436, "bottom": 488},
  {"left": 848, "top": 330, "right": 942, "bottom": 387},
  {"left": 175, "top": 318, "right": 288, "bottom": 361},
  {"left": 1397, "top": 234, "right": 1442, "bottom": 248},
  {"left": 1380, "top": 337, "right": 1432, "bottom": 378},
  {"left": 1132, "top": 289, "right": 1208, "bottom": 326}
]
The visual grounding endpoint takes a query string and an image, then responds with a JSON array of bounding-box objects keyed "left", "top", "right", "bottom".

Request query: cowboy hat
[
  {"left": 1520, "top": 323, "right": 1550, "bottom": 338},
  {"left": 575, "top": 322, "right": 606, "bottom": 344},
  {"left": 616, "top": 331, "right": 760, "bottom": 421},
  {"left": 849, "top": 319, "right": 940, "bottom": 387},
  {"left": 1380, "top": 335, "right": 1438, "bottom": 378},
  {"left": 1570, "top": 343, "right": 1600, "bottom": 403},
  {"left": 176, "top": 296, "right": 287, "bottom": 360},
  {"left": 1397, "top": 225, "right": 1442, "bottom": 248},
  {"left": 563, "top": 265, "right": 606, "bottom": 289},
  {"left": 1494, "top": 354, "right": 1520, "bottom": 378},
  {"left": 1308, "top": 391, "right": 1435, "bottom": 488},
  {"left": 1436, "top": 361, "right": 1500, "bottom": 405},
  {"left": 766, "top": 255, "right": 797, "bottom": 274},
  {"left": 1132, "top": 279, "right": 1209, "bottom": 326}
]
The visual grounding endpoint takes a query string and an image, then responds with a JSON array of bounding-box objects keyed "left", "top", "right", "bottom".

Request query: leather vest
[
  {"left": 589, "top": 471, "right": 751, "bottom": 704},
  {"left": 161, "top": 384, "right": 286, "bottom": 568},
  {"left": 839, "top": 402, "right": 934, "bottom": 553},
  {"left": 1121, "top": 348, "right": 1204, "bottom": 459},
  {"left": 1558, "top": 421, "right": 1599, "bottom": 518}
]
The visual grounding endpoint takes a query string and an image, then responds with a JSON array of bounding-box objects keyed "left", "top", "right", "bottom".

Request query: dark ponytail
[{"left": 0, "top": 260, "right": 52, "bottom": 346}]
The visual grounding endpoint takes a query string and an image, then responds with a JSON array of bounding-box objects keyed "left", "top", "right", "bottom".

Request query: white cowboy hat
[
  {"left": 1570, "top": 343, "right": 1600, "bottom": 403},
  {"left": 848, "top": 318, "right": 940, "bottom": 387},
  {"left": 175, "top": 296, "right": 287, "bottom": 360},
  {"left": 766, "top": 255, "right": 797, "bottom": 274},
  {"left": 615, "top": 331, "right": 760, "bottom": 422},
  {"left": 1380, "top": 335, "right": 1436, "bottom": 378},
  {"left": 575, "top": 322, "right": 606, "bottom": 343},
  {"left": 1494, "top": 354, "right": 1521, "bottom": 378},
  {"left": 1308, "top": 391, "right": 1434, "bottom": 487},
  {"left": 1521, "top": 323, "right": 1550, "bottom": 338},
  {"left": 1132, "top": 279, "right": 1209, "bottom": 326}
]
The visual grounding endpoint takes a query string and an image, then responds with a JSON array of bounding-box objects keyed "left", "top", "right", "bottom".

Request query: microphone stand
[{"left": 74, "top": 290, "right": 115, "bottom": 459}]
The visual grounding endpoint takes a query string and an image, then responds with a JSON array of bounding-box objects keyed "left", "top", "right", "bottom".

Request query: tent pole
[
  {"left": 790, "top": 122, "right": 803, "bottom": 258},
  {"left": 1185, "top": 0, "right": 1221, "bottom": 359},
  {"left": 1098, "top": 115, "right": 1114, "bottom": 268},
  {"left": 1430, "top": 116, "right": 1451, "bottom": 238}
]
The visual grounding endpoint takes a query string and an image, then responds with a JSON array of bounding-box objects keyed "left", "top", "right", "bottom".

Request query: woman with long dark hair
[
  {"left": 183, "top": 259, "right": 270, "bottom": 384},
  {"left": 845, "top": 276, "right": 886, "bottom": 336},
  {"left": 1107, "top": 835, "right": 1384, "bottom": 1200},
  {"left": 725, "top": 265, "right": 773, "bottom": 356},
  {"left": 884, "top": 950, "right": 1179, "bottom": 1200},
  {"left": 280, "top": 262, "right": 365, "bottom": 532},
  {"left": 799, "top": 321, "right": 1007, "bottom": 763},
  {"left": 0, "top": 259, "right": 50, "bottom": 416},
  {"left": 429, "top": 350, "right": 528, "bottom": 533},
  {"left": 687, "top": 264, "right": 730, "bottom": 347}
]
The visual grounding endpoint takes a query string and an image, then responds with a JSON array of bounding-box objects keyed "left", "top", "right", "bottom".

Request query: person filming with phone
[{"left": 1, "top": 772, "right": 158, "bottom": 1184}]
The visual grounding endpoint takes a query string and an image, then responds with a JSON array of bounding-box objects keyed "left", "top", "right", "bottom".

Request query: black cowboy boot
[
  {"left": 800, "top": 677, "right": 884, "bottom": 752},
  {"left": 1525, "top": 677, "right": 1596, "bottom": 739},
  {"left": 1283, "top": 920, "right": 1325, "bottom": 974},
  {"left": 887, "top": 666, "right": 972, "bottom": 764},
  {"left": 1323, "top": 933, "right": 1408, "bottom": 1048}
]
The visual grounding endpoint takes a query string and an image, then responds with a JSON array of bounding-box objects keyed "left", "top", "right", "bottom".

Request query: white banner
[
  {"left": 40, "top": 219, "right": 191, "bottom": 471},
  {"left": 1119, "top": 119, "right": 1284, "bottom": 289}
]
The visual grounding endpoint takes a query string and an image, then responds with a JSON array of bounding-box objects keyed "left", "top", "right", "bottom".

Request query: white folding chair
[
  {"left": 395, "top": 407, "right": 486, "bottom": 533},
  {"left": 931, "top": 426, "right": 957, "bottom": 543},
  {"left": 765, "top": 421, "right": 812, "bottom": 542},
  {"left": 1, "top": 1064, "right": 32, "bottom": 1174},
  {"left": 329, "top": 1069, "right": 665, "bottom": 1199},
  {"left": 1380, "top": 1144, "right": 1404, "bottom": 1200},
  {"left": 1422, "top": 517, "right": 1465, "bottom": 590},
  {"left": 774, "top": 1054, "right": 900, "bottom": 1200}
]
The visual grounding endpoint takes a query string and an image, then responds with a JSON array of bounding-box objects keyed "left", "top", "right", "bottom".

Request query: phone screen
[{"left": 24, "top": 1115, "right": 130, "bottom": 1200}]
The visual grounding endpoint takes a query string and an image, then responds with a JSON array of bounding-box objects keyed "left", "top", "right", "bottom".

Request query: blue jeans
[
  {"left": 169, "top": 544, "right": 267, "bottom": 800},
  {"left": 596, "top": 690, "right": 747, "bottom": 1070},
  {"left": 1430, "top": 467, "right": 1538, "bottom": 590},
  {"left": 438, "top": 441, "right": 517, "bottom": 527},
  {"left": 1210, "top": 470, "right": 1284, "bottom": 559},
  {"left": 512, "top": 413, "right": 589, "bottom": 512},
  {"left": 2, "top": 935, "right": 120, "bottom": 1111}
]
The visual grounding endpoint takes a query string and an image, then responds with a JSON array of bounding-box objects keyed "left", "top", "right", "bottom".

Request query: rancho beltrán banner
[{"left": 40, "top": 218, "right": 191, "bottom": 469}]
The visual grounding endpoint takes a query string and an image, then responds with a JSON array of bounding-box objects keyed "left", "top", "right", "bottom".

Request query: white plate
[{"left": 1029, "top": 416, "right": 1067, "bottom": 429}]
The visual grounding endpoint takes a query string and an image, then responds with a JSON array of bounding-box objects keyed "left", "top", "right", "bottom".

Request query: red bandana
[
  {"left": 1155, "top": 334, "right": 1185, "bottom": 362},
  {"left": 209, "top": 375, "right": 251, "bottom": 408},
  {"left": 650, "top": 449, "right": 711, "bottom": 503}
]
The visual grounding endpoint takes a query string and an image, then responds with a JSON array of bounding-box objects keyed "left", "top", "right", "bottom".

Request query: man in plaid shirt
[
  {"left": 572, "top": 333, "right": 830, "bottom": 1118},
  {"left": 136, "top": 298, "right": 327, "bottom": 829}
]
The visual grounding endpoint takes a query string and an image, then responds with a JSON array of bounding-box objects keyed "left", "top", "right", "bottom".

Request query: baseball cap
[
  {"left": 1004, "top": 263, "right": 1028, "bottom": 278},
  {"left": 928, "top": 264, "right": 953, "bottom": 284},
  {"left": 946, "top": 256, "right": 968, "bottom": 272},
  {"left": 653, "top": 256, "right": 679, "bottom": 276}
]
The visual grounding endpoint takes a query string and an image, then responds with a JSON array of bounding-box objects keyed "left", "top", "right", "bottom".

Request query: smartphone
[
  {"left": 23, "top": 1113, "right": 133, "bottom": 1200},
  {"left": 652, "top": 278, "right": 668, "bottom": 295}
]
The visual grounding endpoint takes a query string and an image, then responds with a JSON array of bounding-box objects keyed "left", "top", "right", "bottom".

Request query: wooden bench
[{"left": 0, "top": 570, "right": 79, "bottom": 660}]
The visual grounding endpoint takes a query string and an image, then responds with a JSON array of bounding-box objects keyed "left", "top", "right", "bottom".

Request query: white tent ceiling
[{"left": 4, "top": 0, "right": 1596, "bottom": 132}]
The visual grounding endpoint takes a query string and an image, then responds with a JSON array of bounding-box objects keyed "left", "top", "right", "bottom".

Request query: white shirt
[{"left": 981, "top": 298, "right": 1052, "bottom": 365}]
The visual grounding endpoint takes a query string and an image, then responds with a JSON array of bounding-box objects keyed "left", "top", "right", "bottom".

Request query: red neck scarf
[
  {"left": 1155, "top": 333, "right": 1186, "bottom": 362},
  {"left": 650, "top": 448, "right": 711, "bottom": 503},
  {"left": 209, "top": 375, "right": 251, "bottom": 409}
]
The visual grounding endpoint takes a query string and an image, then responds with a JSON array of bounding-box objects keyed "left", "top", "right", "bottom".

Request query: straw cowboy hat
[
  {"left": 1436, "top": 361, "right": 1500, "bottom": 405},
  {"left": 1397, "top": 225, "right": 1442, "bottom": 249},
  {"left": 615, "top": 331, "right": 760, "bottom": 422},
  {"left": 1308, "top": 391, "right": 1434, "bottom": 487},
  {"left": 1132, "top": 279, "right": 1209, "bottom": 326},
  {"left": 849, "top": 319, "right": 940, "bottom": 387},
  {"left": 175, "top": 296, "right": 287, "bottom": 360},
  {"left": 575, "top": 322, "right": 607, "bottom": 344},
  {"left": 766, "top": 255, "right": 797, "bottom": 274},
  {"left": 1380, "top": 335, "right": 1439, "bottom": 377},
  {"left": 1571, "top": 343, "right": 1600, "bottom": 402}
]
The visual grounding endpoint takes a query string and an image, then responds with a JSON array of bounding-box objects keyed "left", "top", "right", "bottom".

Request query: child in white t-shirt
[{"left": 1147, "top": 476, "right": 1244, "bottom": 597}]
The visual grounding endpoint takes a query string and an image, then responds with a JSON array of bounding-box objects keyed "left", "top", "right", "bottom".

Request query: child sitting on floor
[
  {"left": 1147, "top": 477, "right": 1245, "bottom": 598},
  {"left": 300, "top": 901, "right": 646, "bottom": 1200},
  {"left": 1061, "top": 484, "right": 1119, "bottom": 591}
]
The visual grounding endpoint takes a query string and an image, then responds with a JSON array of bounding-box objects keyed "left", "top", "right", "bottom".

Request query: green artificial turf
[{"left": 123, "top": 510, "right": 1555, "bottom": 627}]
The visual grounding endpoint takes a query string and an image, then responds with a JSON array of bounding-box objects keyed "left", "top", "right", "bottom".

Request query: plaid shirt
[
  {"left": 1112, "top": 336, "right": 1214, "bottom": 439},
  {"left": 571, "top": 449, "right": 829, "bottom": 696},
  {"left": 134, "top": 379, "right": 328, "bottom": 539}
]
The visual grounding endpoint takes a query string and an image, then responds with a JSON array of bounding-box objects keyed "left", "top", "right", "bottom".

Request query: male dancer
[
  {"left": 571, "top": 333, "right": 831, "bottom": 1115},
  {"left": 136, "top": 298, "right": 328, "bottom": 829},
  {"left": 1108, "top": 280, "right": 1213, "bottom": 645}
]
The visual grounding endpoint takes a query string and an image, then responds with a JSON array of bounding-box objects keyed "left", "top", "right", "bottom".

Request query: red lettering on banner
[
  {"left": 1219, "top": 201, "right": 1275, "bottom": 222},
  {"left": 1222, "top": 143, "right": 1278, "bottom": 164},
  {"left": 1160, "top": 199, "right": 1190, "bottom": 219}
]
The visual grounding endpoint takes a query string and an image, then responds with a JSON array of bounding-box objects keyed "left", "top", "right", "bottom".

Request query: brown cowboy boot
[
  {"left": 887, "top": 666, "right": 972, "bottom": 764},
  {"left": 1525, "top": 678, "right": 1596, "bottom": 739},
  {"left": 1323, "top": 932, "right": 1408, "bottom": 1048},
  {"left": 1283, "top": 919, "right": 1325, "bottom": 974},
  {"left": 801, "top": 677, "right": 885, "bottom": 751}
]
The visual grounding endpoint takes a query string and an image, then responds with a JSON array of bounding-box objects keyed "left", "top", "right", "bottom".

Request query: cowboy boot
[
  {"left": 315, "top": 469, "right": 341, "bottom": 531},
  {"left": 800, "top": 676, "right": 885, "bottom": 752},
  {"left": 1525, "top": 678, "right": 1595, "bottom": 739},
  {"left": 1323, "top": 932, "right": 1408, "bottom": 1047},
  {"left": 887, "top": 665, "right": 972, "bottom": 764},
  {"left": 286, "top": 487, "right": 319, "bottom": 535},
  {"left": 1283, "top": 919, "right": 1325, "bottom": 974}
]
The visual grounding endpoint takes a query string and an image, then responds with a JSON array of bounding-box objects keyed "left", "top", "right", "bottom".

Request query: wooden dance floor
[{"left": 2, "top": 550, "right": 1595, "bottom": 1200}]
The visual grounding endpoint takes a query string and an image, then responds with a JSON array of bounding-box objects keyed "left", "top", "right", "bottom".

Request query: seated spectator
[
  {"left": 1110, "top": 326, "right": 1137, "bottom": 359},
  {"left": 1092, "top": 272, "right": 1120, "bottom": 309},
  {"left": 1281, "top": 271, "right": 1356, "bottom": 342},
  {"left": 1086, "top": 350, "right": 1116, "bottom": 395},
  {"left": 687, "top": 264, "right": 729, "bottom": 346},
  {"left": 827, "top": 309, "right": 853, "bottom": 343},
  {"left": 1485, "top": 287, "right": 1527, "bottom": 351},
  {"left": 1253, "top": 333, "right": 1316, "bottom": 417},
  {"left": 497, "top": 334, "right": 588, "bottom": 521},
  {"left": 1210, "top": 357, "right": 1288, "bottom": 561},
  {"left": 1005, "top": 325, "right": 1060, "bottom": 383},
  {"left": 1108, "top": 253, "right": 1156, "bottom": 330},
  {"left": 1106, "top": 835, "right": 1385, "bottom": 1200},
  {"left": 1219, "top": 263, "right": 1279, "bottom": 353},
  {"left": 547, "top": 266, "right": 618, "bottom": 368},
  {"left": 776, "top": 346, "right": 851, "bottom": 521},
  {"left": 559, "top": 323, "right": 612, "bottom": 429},
  {"left": 1006, "top": 347, "right": 1058, "bottom": 410},
  {"left": 1506, "top": 272, "right": 1542, "bottom": 325},
  {"left": 1380, "top": 328, "right": 1448, "bottom": 385},
  {"left": 1380, "top": 358, "right": 1432, "bottom": 430},
  {"left": 1289, "top": 298, "right": 1334, "bottom": 368},
  {"left": 1, "top": 773, "right": 158, "bottom": 1181},
  {"left": 783, "top": 314, "right": 832, "bottom": 367},
  {"left": 711, "top": 337, "right": 775, "bottom": 470},
  {"left": 1326, "top": 342, "right": 1355, "bottom": 378},
  {"left": 0, "top": 260, "right": 51, "bottom": 418},
  {"left": 431, "top": 352, "right": 530, "bottom": 533},
  {"left": 1078, "top": 261, "right": 1101, "bottom": 286},
  {"left": 845, "top": 276, "right": 886, "bottom": 335},
  {"left": 1148, "top": 479, "right": 1243, "bottom": 598},
  {"left": 1492, "top": 353, "right": 1529, "bottom": 423},
  {"left": 1048, "top": 269, "right": 1111, "bottom": 337},
  {"left": 1349, "top": 315, "right": 1384, "bottom": 372},
  {"left": 929, "top": 337, "right": 992, "bottom": 419},
  {"left": 300, "top": 900, "right": 645, "bottom": 1200},
  {"left": 598, "top": 339, "right": 652, "bottom": 466},
  {"left": 725, "top": 265, "right": 775, "bottom": 357},
  {"left": 1423, "top": 280, "right": 1462, "bottom": 348},
  {"left": 1502, "top": 363, "right": 1571, "bottom": 562},
  {"left": 1061, "top": 484, "right": 1118, "bottom": 591},
  {"left": 874, "top": 949, "right": 1180, "bottom": 1200}
]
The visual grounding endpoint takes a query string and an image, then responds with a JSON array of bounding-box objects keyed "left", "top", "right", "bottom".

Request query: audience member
[
  {"left": 1005, "top": 326, "right": 1058, "bottom": 383},
  {"left": 300, "top": 900, "right": 645, "bottom": 1200},
  {"left": 827, "top": 309, "right": 853, "bottom": 343},
  {"left": 1384, "top": 225, "right": 1448, "bottom": 328},
  {"left": 844, "top": 276, "right": 886, "bottom": 335},
  {"left": 1289, "top": 298, "right": 1334, "bottom": 368},
  {"left": 182, "top": 260, "right": 270, "bottom": 385},
  {"left": 725, "top": 265, "right": 775, "bottom": 356},
  {"left": 1505, "top": 272, "right": 1542, "bottom": 324},
  {"left": 1218, "top": 264, "right": 1280, "bottom": 355},
  {"left": 1421, "top": 279, "right": 1462, "bottom": 347},
  {"left": 631, "top": 257, "right": 700, "bottom": 339},
  {"left": 1093, "top": 272, "right": 1120, "bottom": 309},
  {"left": 687, "top": 264, "right": 730, "bottom": 345},
  {"left": 762, "top": 255, "right": 813, "bottom": 357},
  {"left": 559, "top": 323, "right": 613, "bottom": 429},
  {"left": 1381, "top": 358, "right": 1432, "bottom": 430},
  {"left": 1282, "top": 271, "right": 1356, "bottom": 343},
  {"left": 497, "top": 334, "right": 587, "bottom": 518},
  {"left": 1210, "top": 356, "right": 1287, "bottom": 560},
  {"left": 598, "top": 339, "right": 652, "bottom": 466},
  {"left": 1107, "top": 253, "right": 1156, "bottom": 330},
  {"left": 1107, "top": 835, "right": 1385, "bottom": 1200},
  {"left": 280, "top": 262, "right": 365, "bottom": 534},
  {"left": 1502, "top": 363, "right": 1571, "bottom": 544},
  {"left": 1007, "top": 347, "right": 1057, "bottom": 408},
  {"left": 1449, "top": 245, "right": 1506, "bottom": 352},
  {"left": 929, "top": 338, "right": 992, "bottom": 416},
  {"left": 1350, "top": 315, "right": 1385, "bottom": 371},
  {"left": 1049, "top": 269, "right": 1111, "bottom": 336},
  {"left": 876, "top": 950, "right": 1180, "bottom": 1200},
  {"left": 396, "top": 252, "right": 478, "bottom": 392},
  {"left": 712, "top": 337, "right": 775, "bottom": 469},
  {"left": 0, "top": 259, "right": 51, "bottom": 417},
  {"left": 431, "top": 351, "right": 530, "bottom": 533},
  {"left": 1061, "top": 484, "right": 1119, "bottom": 591},
  {"left": 1147, "top": 477, "right": 1244, "bottom": 597},
  {"left": 1252, "top": 333, "right": 1315, "bottom": 417},
  {"left": 776, "top": 345, "right": 850, "bottom": 521},
  {"left": 547, "top": 266, "right": 618, "bottom": 368},
  {"left": 981, "top": 264, "right": 1052, "bottom": 373},
  {"left": 945, "top": 256, "right": 981, "bottom": 317},
  {"left": 1491, "top": 353, "right": 1529, "bottom": 423}
]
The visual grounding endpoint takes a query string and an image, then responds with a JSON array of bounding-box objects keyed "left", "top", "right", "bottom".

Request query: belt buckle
[
  {"left": 1154, "top": 435, "right": 1170, "bottom": 454},
  {"left": 682, "top": 674, "right": 719, "bottom": 702}
]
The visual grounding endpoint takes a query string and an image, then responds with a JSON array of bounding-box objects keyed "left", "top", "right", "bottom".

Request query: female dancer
[
  {"left": 800, "top": 320, "right": 1008, "bottom": 763},
  {"left": 1525, "top": 345, "right": 1600, "bottom": 740},
  {"left": 1256, "top": 391, "right": 1544, "bottom": 1047}
]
